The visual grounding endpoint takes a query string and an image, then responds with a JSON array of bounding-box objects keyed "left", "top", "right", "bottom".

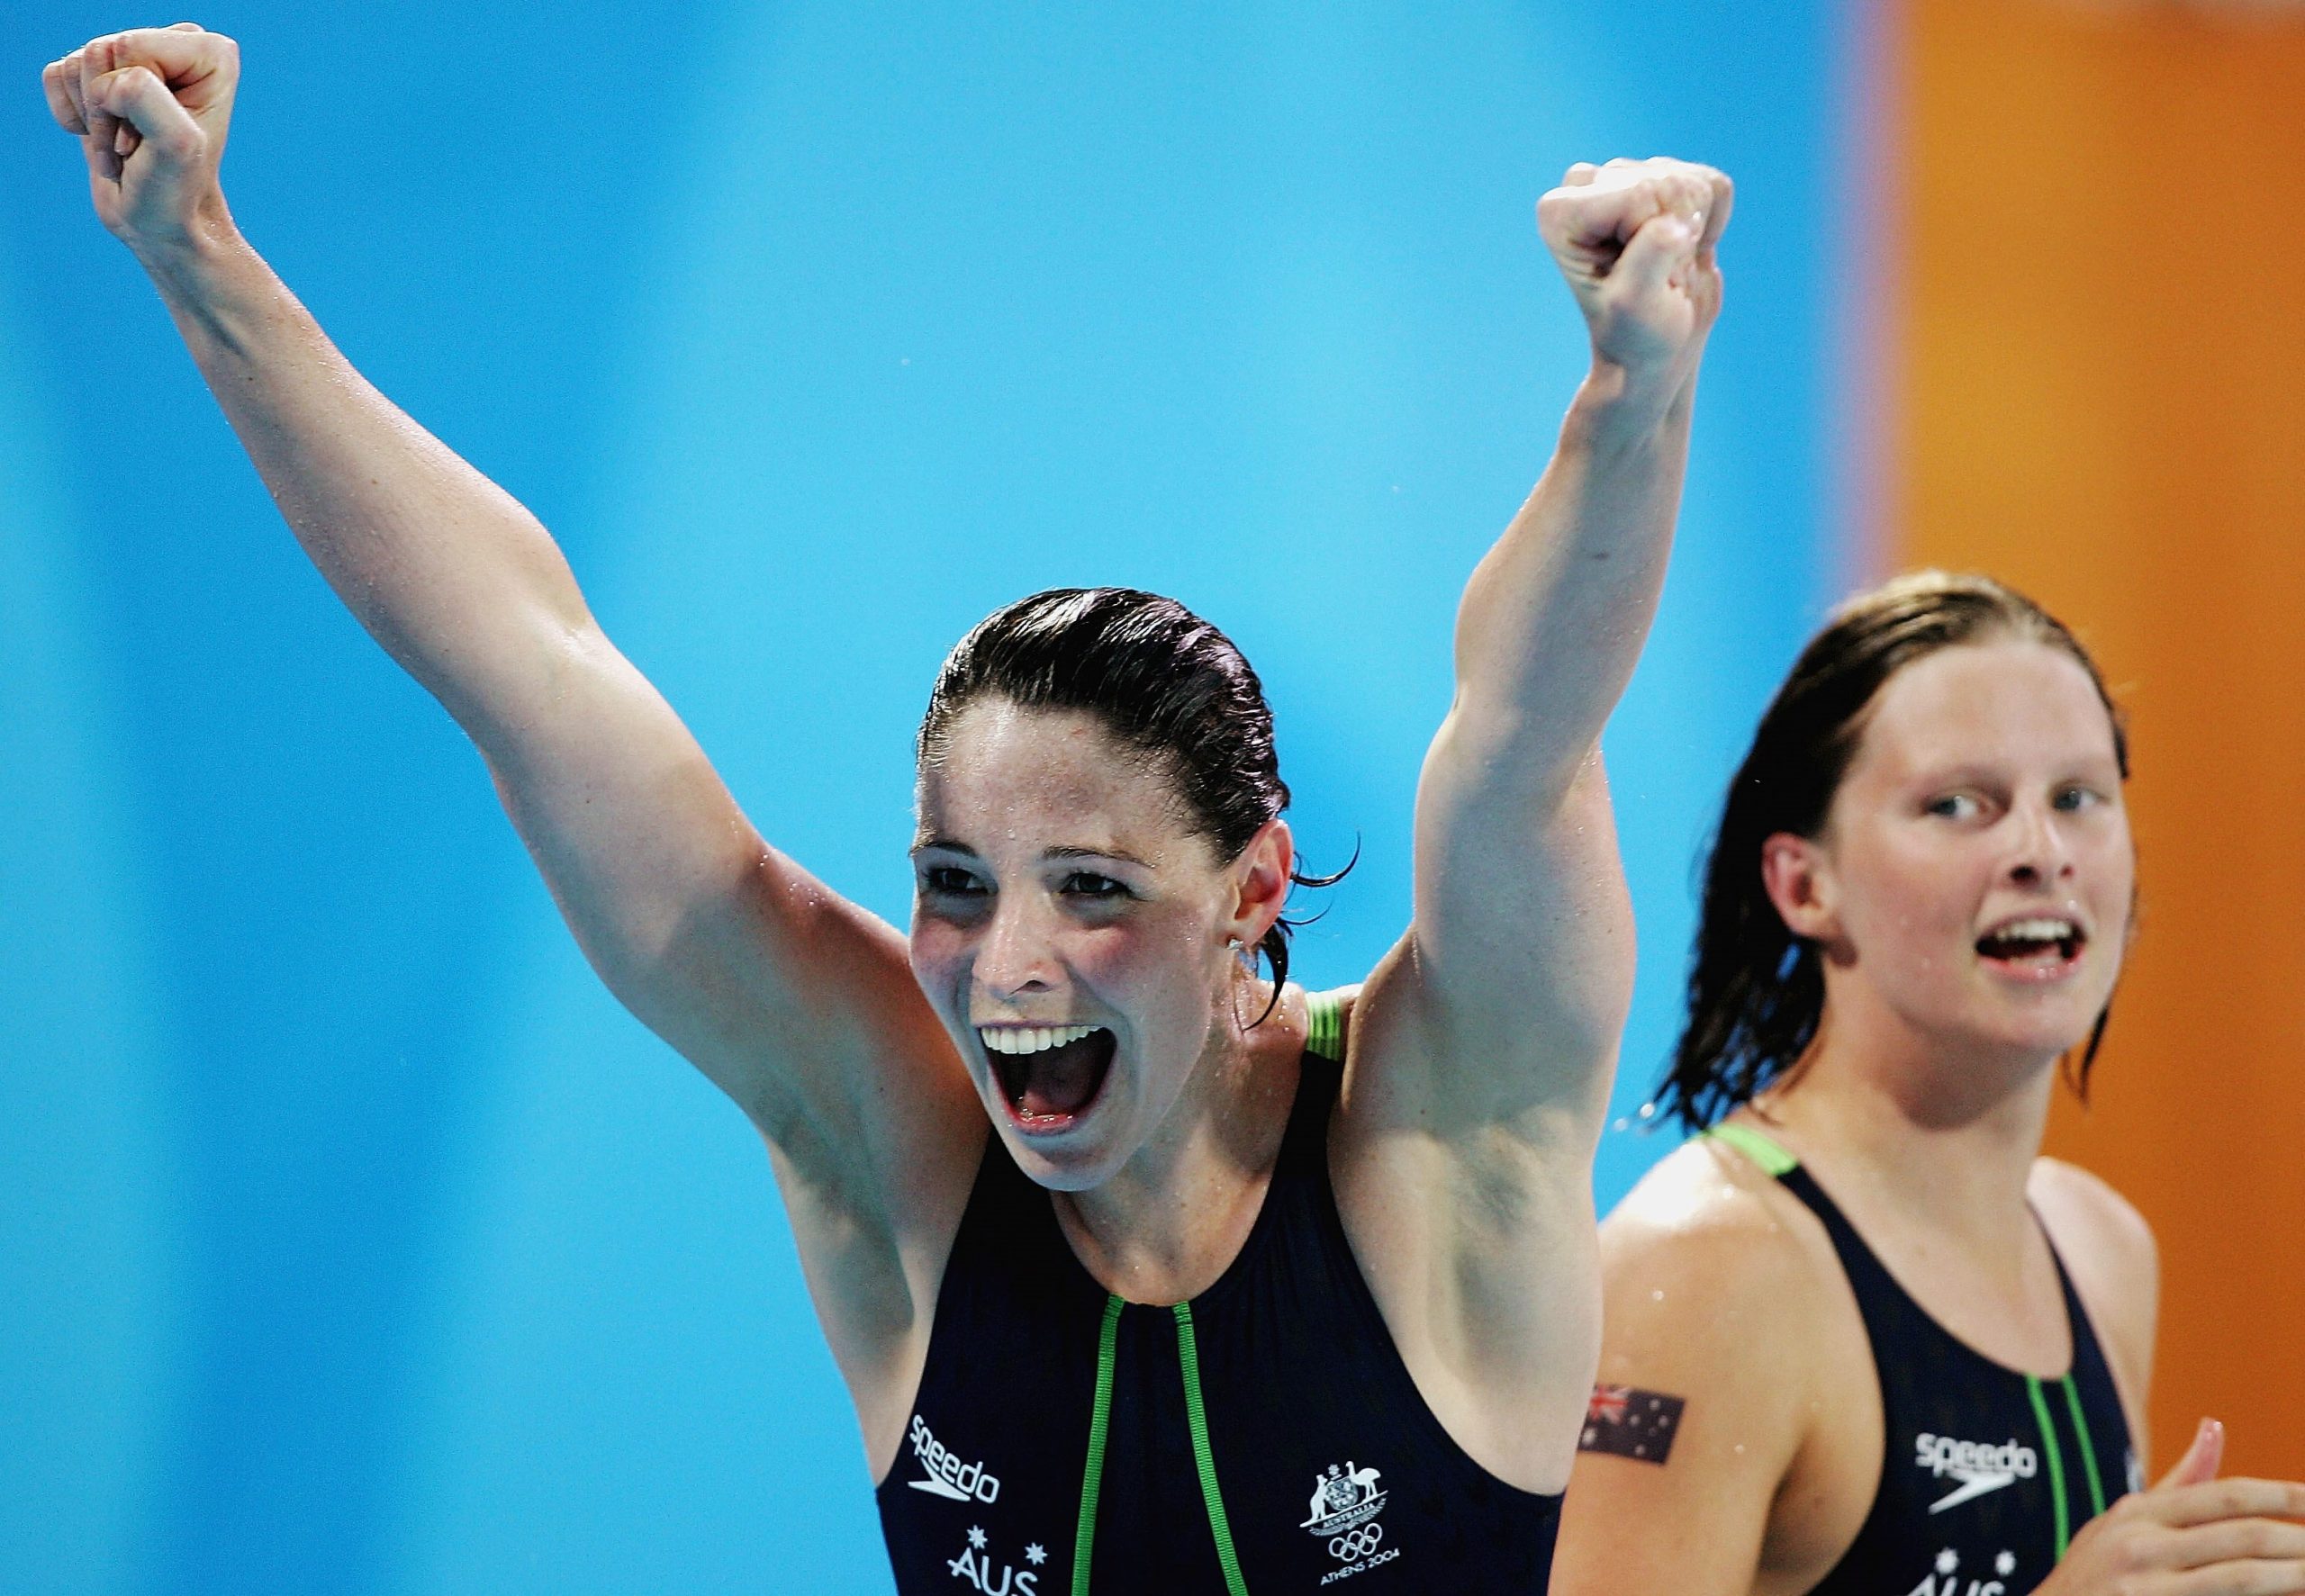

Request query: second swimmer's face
[
  {"left": 907, "top": 699, "right": 1290, "bottom": 1190},
  {"left": 1767, "top": 639, "right": 2134, "bottom": 1084}
]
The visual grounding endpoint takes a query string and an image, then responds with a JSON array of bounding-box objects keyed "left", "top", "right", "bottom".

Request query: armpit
[{"left": 1578, "top": 1384, "right": 1686, "bottom": 1464}]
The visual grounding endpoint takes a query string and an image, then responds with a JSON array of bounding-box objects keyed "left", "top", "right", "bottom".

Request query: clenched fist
[
  {"left": 1537, "top": 157, "right": 1731, "bottom": 388},
  {"left": 41, "top": 23, "right": 241, "bottom": 257}
]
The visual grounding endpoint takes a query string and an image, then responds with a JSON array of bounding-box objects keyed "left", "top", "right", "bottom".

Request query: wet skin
[
  {"left": 908, "top": 699, "right": 1295, "bottom": 1206},
  {"left": 1553, "top": 638, "right": 2166, "bottom": 1596},
  {"left": 40, "top": 31, "right": 1731, "bottom": 1490},
  {"left": 1765, "top": 638, "right": 2135, "bottom": 1095}
]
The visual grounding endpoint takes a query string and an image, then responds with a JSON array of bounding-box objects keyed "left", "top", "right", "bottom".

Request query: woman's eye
[
  {"left": 923, "top": 866, "right": 987, "bottom": 896},
  {"left": 1061, "top": 871, "right": 1129, "bottom": 899},
  {"left": 2054, "top": 785, "right": 2104, "bottom": 813},
  {"left": 1925, "top": 793, "right": 1981, "bottom": 821}
]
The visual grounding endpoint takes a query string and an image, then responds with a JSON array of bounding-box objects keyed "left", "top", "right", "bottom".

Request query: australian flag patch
[{"left": 1578, "top": 1384, "right": 1686, "bottom": 1465}]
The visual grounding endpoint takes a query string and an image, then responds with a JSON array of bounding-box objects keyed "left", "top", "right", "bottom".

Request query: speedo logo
[
  {"left": 1915, "top": 1433, "right": 2038, "bottom": 1514},
  {"left": 907, "top": 1415, "right": 1001, "bottom": 1504}
]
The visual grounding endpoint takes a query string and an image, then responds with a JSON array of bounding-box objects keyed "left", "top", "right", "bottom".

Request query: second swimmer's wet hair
[
  {"left": 918, "top": 588, "right": 1345, "bottom": 1015},
  {"left": 1656, "top": 571, "right": 2130, "bottom": 1132}
]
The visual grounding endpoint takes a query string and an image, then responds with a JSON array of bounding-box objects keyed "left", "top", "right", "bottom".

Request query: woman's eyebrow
[
  {"left": 1044, "top": 844, "right": 1153, "bottom": 868},
  {"left": 1898, "top": 758, "right": 2007, "bottom": 788}
]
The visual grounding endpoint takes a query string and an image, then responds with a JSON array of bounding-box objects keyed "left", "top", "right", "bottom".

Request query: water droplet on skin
[
  {"left": 1733, "top": 1444, "right": 1746, "bottom": 1455},
  {"left": 1650, "top": 1289, "right": 1665, "bottom": 1302}
]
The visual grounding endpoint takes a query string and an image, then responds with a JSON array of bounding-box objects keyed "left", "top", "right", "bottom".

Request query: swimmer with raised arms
[{"left": 45, "top": 24, "right": 1730, "bottom": 1590}]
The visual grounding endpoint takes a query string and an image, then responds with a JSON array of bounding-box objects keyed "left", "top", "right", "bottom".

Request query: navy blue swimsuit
[
  {"left": 877, "top": 995, "right": 1563, "bottom": 1594},
  {"left": 1712, "top": 1124, "right": 2138, "bottom": 1596}
]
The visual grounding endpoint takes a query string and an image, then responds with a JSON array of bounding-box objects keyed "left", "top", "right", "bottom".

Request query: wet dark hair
[
  {"left": 917, "top": 588, "right": 1346, "bottom": 1021},
  {"left": 1655, "top": 570, "right": 2130, "bottom": 1132}
]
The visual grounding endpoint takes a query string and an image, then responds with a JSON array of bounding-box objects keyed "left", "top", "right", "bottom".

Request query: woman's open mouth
[
  {"left": 1975, "top": 915, "right": 2088, "bottom": 979},
  {"left": 978, "top": 1024, "right": 1116, "bottom": 1134}
]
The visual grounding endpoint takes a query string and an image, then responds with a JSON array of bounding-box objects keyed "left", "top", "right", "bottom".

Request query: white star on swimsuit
[
  {"left": 1026, "top": 1544, "right": 1048, "bottom": 1566},
  {"left": 1935, "top": 1548, "right": 1958, "bottom": 1575},
  {"left": 1996, "top": 1551, "right": 2016, "bottom": 1577},
  {"left": 967, "top": 1526, "right": 987, "bottom": 1550}
]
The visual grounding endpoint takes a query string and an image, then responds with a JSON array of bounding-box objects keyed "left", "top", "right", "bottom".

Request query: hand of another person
[
  {"left": 1535, "top": 156, "right": 1731, "bottom": 388},
  {"left": 2032, "top": 1420, "right": 2305, "bottom": 1596},
  {"left": 41, "top": 23, "right": 240, "bottom": 256}
]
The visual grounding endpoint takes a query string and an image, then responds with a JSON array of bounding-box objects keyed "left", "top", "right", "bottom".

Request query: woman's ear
[
  {"left": 1226, "top": 817, "right": 1294, "bottom": 950},
  {"left": 1759, "top": 831, "right": 1838, "bottom": 943}
]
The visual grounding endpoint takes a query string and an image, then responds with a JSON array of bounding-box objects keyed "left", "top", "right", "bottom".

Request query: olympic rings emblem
[{"left": 1328, "top": 1524, "right": 1385, "bottom": 1561}]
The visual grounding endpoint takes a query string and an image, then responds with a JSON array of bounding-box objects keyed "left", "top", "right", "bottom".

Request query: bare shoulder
[
  {"left": 1556, "top": 1139, "right": 1872, "bottom": 1596},
  {"left": 1598, "top": 1136, "right": 1840, "bottom": 1420},
  {"left": 1600, "top": 1132, "right": 1891, "bottom": 1484},
  {"left": 2029, "top": 1157, "right": 2159, "bottom": 1422},
  {"left": 1609, "top": 1129, "right": 1838, "bottom": 1249},
  {"left": 2029, "top": 1156, "right": 2157, "bottom": 1274}
]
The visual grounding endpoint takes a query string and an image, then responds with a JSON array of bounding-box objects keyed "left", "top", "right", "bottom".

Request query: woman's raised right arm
[{"left": 40, "top": 28, "right": 983, "bottom": 1354}]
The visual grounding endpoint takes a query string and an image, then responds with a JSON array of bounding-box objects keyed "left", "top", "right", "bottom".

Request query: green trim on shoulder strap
[
  {"left": 1704, "top": 1123, "right": 1800, "bottom": 1177},
  {"left": 1303, "top": 990, "right": 1345, "bottom": 1062}
]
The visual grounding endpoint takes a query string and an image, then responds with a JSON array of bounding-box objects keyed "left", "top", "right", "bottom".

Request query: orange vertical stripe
[{"left": 1893, "top": 0, "right": 2305, "bottom": 1479}]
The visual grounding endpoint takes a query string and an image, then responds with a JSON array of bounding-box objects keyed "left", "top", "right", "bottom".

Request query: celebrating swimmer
[
  {"left": 1551, "top": 575, "right": 2305, "bottom": 1596},
  {"left": 46, "top": 23, "right": 1729, "bottom": 1591}
]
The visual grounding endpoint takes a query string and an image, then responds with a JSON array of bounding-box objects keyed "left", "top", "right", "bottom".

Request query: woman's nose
[
  {"left": 2004, "top": 798, "right": 2076, "bottom": 888},
  {"left": 975, "top": 898, "right": 1060, "bottom": 997}
]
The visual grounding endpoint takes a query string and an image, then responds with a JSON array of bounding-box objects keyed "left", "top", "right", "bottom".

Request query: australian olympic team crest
[{"left": 1302, "top": 1461, "right": 1401, "bottom": 1583}]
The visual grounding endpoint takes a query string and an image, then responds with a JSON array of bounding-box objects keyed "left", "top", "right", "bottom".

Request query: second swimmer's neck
[
  {"left": 1757, "top": 1018, "right": 2059, "bottom": 1267},
  {"left": 1050, "top": 992, "right": 1305, "bottom": 1305}
]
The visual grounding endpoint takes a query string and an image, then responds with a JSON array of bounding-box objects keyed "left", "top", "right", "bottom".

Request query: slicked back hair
[{"left": 918, "top": 588, "right": 1343, "bottom": 1019}]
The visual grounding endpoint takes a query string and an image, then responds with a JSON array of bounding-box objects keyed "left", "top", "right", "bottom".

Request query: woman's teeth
[
  {"left": 980, "top": 1025, "right": 1117, "bottom": 1124},
  {"left": 1976, "top": 917, "right": 2084, "bottom": 960},
  {"left": 978, "top": 1024, "right": 1103, "bottom": 1055}
]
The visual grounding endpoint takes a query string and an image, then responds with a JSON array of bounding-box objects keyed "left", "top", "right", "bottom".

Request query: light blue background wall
[{"left": 3, "top": 3, "right": 1849, "bottom": 1590}]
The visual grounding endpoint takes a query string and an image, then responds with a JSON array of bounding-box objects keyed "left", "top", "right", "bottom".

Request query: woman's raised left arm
[
  {"left": 1368, "top": 158, "right": 1732, "bottom": 1141},
  {"left": 1333, "top": 159, "right": 1732, "bottom": 1492}
]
